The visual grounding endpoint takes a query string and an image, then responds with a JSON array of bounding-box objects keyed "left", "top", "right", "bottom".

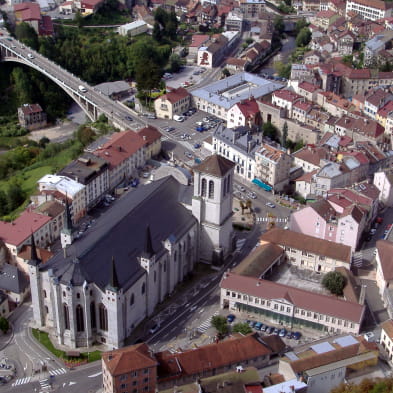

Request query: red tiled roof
[
  {"left": 381, "top": 319, "right": 393, "bottom": 339},
  {"left": 236, "top": 99, "right": 259, "bottom": 118},
  {"left": 81, "top": 0, "right": 104, "bottom": 8},
  {"left": 316, "top": 9, "right": 335, "bottom": 18},
  {"left": 377, "top": 100, "right": 393, "bottom": 118},
  {"left": 299, "top": 81, "right": 319, "bottom": 93},
  {"left": 220, "top": 273, "right": 364, "bottom": 323},
  {"left": 19, "top": 104, "right": 43, "bottom": 115},
  {"left": 189, "top": 34, "right": 209, "bottom": 47},
  {"left": 295, "top": 169, "right": 318, "bottom": 182},
  {"left": 93, "top": 130, "right": 146, "bottom": 169},
  {"left": 137, "top": 125, "right": 161, "bottom": 146},
  {"left": 293, "top": 145, "right": 329, "bottom": 166},
  {"left": 102, "top": 343, "right": 158, "bottom": 377},
  {"left": 0, "top": 211, "right": 51, "bottom": 247},
  {"left": 293, "top": 100, "right": 312, "bottom": 111},
  {"left": 18, "top": 245, "right": 53, "bottom": 263},
  {"left": 159, "top": 87, "right": 190, "bottom": 104},
  {"left": 226, "top": 57, "right": 248, "bottom": 66},
  {"left": 14, "top": 2, "right": 41, "bottom": 20},
  {"left": 273, "top": 89, "right": 302, "bottom": 102}
]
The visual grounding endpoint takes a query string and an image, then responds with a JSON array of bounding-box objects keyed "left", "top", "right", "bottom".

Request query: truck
[{"left": 78, "top": 85, "right": 87, "bottom": 93}]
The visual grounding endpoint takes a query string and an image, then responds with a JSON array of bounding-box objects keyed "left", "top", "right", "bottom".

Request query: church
[{"left": 28, "top": 155, "right": 235, "bottom": 349}]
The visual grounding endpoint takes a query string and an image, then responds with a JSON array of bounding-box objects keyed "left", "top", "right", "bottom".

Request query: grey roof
[
  {"left": 41, "top": 176, "right": 197, "bottom": 291},
  {"left": 57, "top": 153, "right": 108, "bottom": 185},
  {"left": 191, "top": 72, "right": 282, "bottom": 110},
  {"left": 0, "top": 264, "right": 29, "bottom": 294},
  {"left": 94, "top": 81, "right": 131, "bottom": 96}
]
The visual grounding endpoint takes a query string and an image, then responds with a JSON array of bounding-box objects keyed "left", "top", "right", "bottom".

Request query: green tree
[
  {"left": 274, "top": 61, "right": 291, "bottom": 79},
  {"left": 294, "top": 139, "right": 304, "bottom": 151},
  {"left": 0, "top": 317, "right": 8, "bottom": 333},
  {"left": 295, "top": 27, "right": 311, "bottom": 47},
  {"left": 342, "top": 55, "right": 353, "bottom": 67},
  {"left": 273, "top": 16, "right": 285, "bottom": 36},
  {"left": 222, "top": 68, "right": 230, "bottom": 77},
  {"left": 11, "top": 67, "right": 34, "bottom": 105},
  {"left": 74, "top": 10, "right": 84, "bottom": 28},
  {"left": 169, "top": 53, "right": 182, "bottom": 73},
  {"left": 135, "top": 58, "right": 162, "bottom": 99},
  {"left": 281, "top": 122, "right": 288, "bottom": 147},
  {"left": 322, "top": 271, "right": 346, "bottom": 296},
  {"left": 262, "top": 122, "right": 279, "bottom": 142},
  {"left": 295, "top": 18, "right": 308, "bottom": 35},
  {"left": 6, "top": 182, "right": 25, "bottom": 212},
  {"left": 76, "top": 126, "right": 96, "bottom": 146},
  {"left": 15, "top": 22, "right": 38, "bottom": 50},
  {"left": 152, "top": 22, "right": 162, "bottom": 42},
  {"left": 233, "top": 323, "right": 252, "bottom": 335},
  {"left": 38, "top": 136, "right": 50, "bottom": 148},
  {"left": 0, "top": 190, "right": 7, "bottom": 216},
  {"left": 211, "top": 315, "right": 229, "bottom": 336}
]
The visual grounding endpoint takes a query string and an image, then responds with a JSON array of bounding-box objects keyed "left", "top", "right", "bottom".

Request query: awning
[{"left": 252, "top": 178, "right": 272, "bottom": 192}]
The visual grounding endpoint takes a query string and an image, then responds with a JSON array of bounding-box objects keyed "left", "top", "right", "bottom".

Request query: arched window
[
  {"left": 76, "top": 293, "right": 80, "bottom": 299},
  {"left": 44, "top": 305, "right": 49, "bottom": 314},
  {"left": 90, "top": 302, "right": 96, "bottom": 329},
  {"left": 201, "top": 178, "right": 207, "bottom": 197},
  {"left": 208, "top": 180, "right": 214, "bottom": 198},
  {"left": 62, "top": 291, "right": 66, "bottom": 298},
  {"left": 130, "top": 293, "right": 134, "bottom": 306},
  {"left": 43, "top": 290, "right": 47, "bottom": 298},
  {"left": 63, "top": 303, "right": 70, "bottom": 330},
  {"left": 223, "top": 177, "right": 227, "bottom": 196},
  {"left": 141, "top": 283, "right": 146, "bottom": 295},
  {"left": 99, "top": 303, "right": 108, "bottom": 331},
  {"left": 76, "top": 305, "right": 84, "bottom": 332}
]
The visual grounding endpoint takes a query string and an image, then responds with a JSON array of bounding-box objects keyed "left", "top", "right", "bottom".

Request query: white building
[
  {"left": 118, "top": 20, "right": 148, "bottom": 37},
  {"left": 346, "top": 0, "right": 393, "bottom": 21},
  {"left": 37, "top": 174, "right": 86, "bottom": 223},
  {"left": 373, "top": 170, "right": 393, "bottom": 207}
]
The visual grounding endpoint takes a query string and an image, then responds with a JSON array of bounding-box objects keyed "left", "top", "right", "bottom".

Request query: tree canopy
[
  {"left": 232, "top": 323, "right": 252, "bottom": 335},
  {"left": 322, "top": 271, "right": 346, "bottom": 296},
  {"left": 331, "top": 377, "right": 393, "bottom": 393},
  {"left": 211, "top": 316, "right": 229, "bottom": 336}
]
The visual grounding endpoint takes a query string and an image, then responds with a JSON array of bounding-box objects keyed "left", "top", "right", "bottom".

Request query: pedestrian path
[
  {"left": 11, "top": 376, "right": 31, "bottom": 386},
  {"left": 39, "top": 378, "right": 50, "bottom": 391},
  {"left": 49, "top": 367, "right": 67, "bottom": 376},
  {"left": 197, "top": 311, "right": 219, "bottom": 333}
]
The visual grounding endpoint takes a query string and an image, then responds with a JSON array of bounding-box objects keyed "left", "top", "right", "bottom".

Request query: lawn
[{"left": 32, "top": 329, "right": 101, "bottom": 364}]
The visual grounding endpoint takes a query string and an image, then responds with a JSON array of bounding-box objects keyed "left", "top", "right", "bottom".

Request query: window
[
  {"left": 63, "top": 303, "right": 70, "bottom": 330},
  {"left": 141, "top": 283, "right": 145, "bottom": 295},
  {"left": 76, "top": 305, "right": 84, "bottom": 332},
  {"left": 99, "top": 303, "right": 108, "bottom": 331},
  {"left": 76, "top": 293, "right": 80, "bottom": 299},
  {"left": 130, "top": 293, "right": 134, "bottom": 306},
  {"left": 43, "top": 290, "right": 47, "bottom": 298},
  {"left": 90, "top": 302, "right": 96, "bottom": 329},
  {"left": 223, "top": 177, "right": 227, "bottom": 196},
  {"left": 143, "top": 369, "right": 149, "bottom": 374},
  {"left": 201, "top": 178, "right": 207, "bottom": 197},
  {"left": 208, "top": 180, "right": 214, "bottom": 198}
]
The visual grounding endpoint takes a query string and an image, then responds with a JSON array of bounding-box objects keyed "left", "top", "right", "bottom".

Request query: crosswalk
[
  {"left": 49, "top": 367, "right": 67, "bottom": 376},
  {"left": 197, "top": 311, "right": 219, "bottom": 333},
  {"left": 12, "top": 376, "right": 31, "bottom": 386},
  {"left": 40, "top": 378, "right": 50, "bottom": 391}
]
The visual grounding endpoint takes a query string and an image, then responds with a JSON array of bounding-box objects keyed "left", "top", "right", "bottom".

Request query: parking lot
[{"left": 163, "top": 66, "right": 207, "bottom": 89}]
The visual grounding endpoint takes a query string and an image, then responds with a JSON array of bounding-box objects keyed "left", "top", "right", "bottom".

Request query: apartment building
[
  {"left": 254, "top": 143, "right": 291, "bottom": 192},
  {"left": 137, "top": 126, "right": 162, "bottom": 160},
  {"left": 220, "top": 272, "right": 365, "bottom": 335},
  {"left": 227, "top": 98, "right": 262, "bottom": 128},
  {"left": 346, "top": 0, "right": 393, "bottom": 21},
  {"left": 381, "top": 319, "right": 393, "bottom": 362},
  {"left": 374, "top": 169, "right": 393, "bottom": 207},
  {"left": 239, "top": 0, "right": 266, "bottom": 18},
  {"left": 154, "top": 87, "right": 191, "bottom": 120},
  {"left": 261, "top": 228, "right": 352, "bottom": 274},
  {"left": 92, "top": 130, "right": 146, "bottom": 189},
  {"left": 57, "top": 153, "right": 109, "bottom": 210}
]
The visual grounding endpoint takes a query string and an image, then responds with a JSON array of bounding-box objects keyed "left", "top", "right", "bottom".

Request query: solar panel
[
  {"left": 334, "top": 335, "right": 358, "bottom": 347},
  {"left": 310, "top": 342, "right": 335, "bottom": 354}
]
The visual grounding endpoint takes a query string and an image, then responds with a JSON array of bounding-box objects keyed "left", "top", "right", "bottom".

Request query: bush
[
  {"left": 0, "top": 317, "right": 9, "bottom": 333},
  {"left": 322, "top": 271, "right": 346, "bottom": 296},
  {"left": 233, "top": 323, "right": 252, "bottom": 335}
]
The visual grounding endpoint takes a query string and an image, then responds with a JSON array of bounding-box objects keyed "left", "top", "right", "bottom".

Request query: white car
[
  {"left": 266, "top": 202, "right": 276, "bottom": 208},
  {"left": 27, "top": 53, "right": 34, "bottom": 59},
  {"left": 174, "top": 115, "right": 185, "bottom": 122}
]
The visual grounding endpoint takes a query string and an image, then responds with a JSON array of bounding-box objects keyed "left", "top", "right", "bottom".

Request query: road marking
[
  {"left": 199, "top": 308, "right": 205, "bottom": 313},
  {"left": 12, "top": 376, "right": 31, "bottom": 386},
  {"left": 69, "top": 381, "right": 77, "bottom": 385},
  {"left": 88, "top": 371, "right": 102, "bottom": 378}
]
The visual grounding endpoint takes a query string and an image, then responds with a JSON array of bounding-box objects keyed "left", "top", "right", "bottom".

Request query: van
[{"left": 78, "top": 85, "right": 87, "bottom": 93}]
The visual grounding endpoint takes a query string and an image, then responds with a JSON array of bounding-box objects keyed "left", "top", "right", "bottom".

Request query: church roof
[
  {"left": 194, "top": 154, "right": 235, "bottom": 177},
  {"left": 40, "top": 177, "right": 197, "bottom": 290}
]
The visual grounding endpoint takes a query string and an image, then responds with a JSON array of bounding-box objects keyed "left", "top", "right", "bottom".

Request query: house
[
  {"left": 225, "top": 57, "right": 248, "bottom": 72},
  {"left": 375, "top": 239, "right": 393, "bottom": 318},
  {"left": 363, "top": 88, "right": 393, "bottom": 120},
  {"left": 278, "top": 335, "right": 378, "bottom": 393},
  {"left": 303, "top": 50, "right": 324, "bottom": 65},
  {"left": 346, "top": 0, "right": 393, "bottom": 21},
  {"left": 227, "top": 98, "right": 261, "bottom": 128},
  {"left": 188, "top": 34, "right": 210, "bottom": 55},
  {"left": 296, "top": 81, "right": 320, "bottom": 102},
  {"left": 331, "top": 30, "right": 355, "bottom": 55},
  {"left": 381, "top": 319, "right": 393, "bottom": 362},
  {"left": 240, "top": 41, "right": 270, "bottom": 68},
  {"left": 314, "top": 10, "right": 339, "bottom": 31},
  {"left": 0, "top": 211, "right": 53, "bottom": 259},
  {"left": 57, "top": 153, "right": 109, "bottom": 210},
  {"left": 364, "top": 31, "right": 393, "bottom": 67},
  {"left": 154, "top": 87, "right": 191, "bottom": 120},
  {"left": 92, "top": 130, "right": 146, "bottom": 189},
  {"left": 225, "top": 9, "right": 243, "bottom": 31},
  {"left": 94, "top": 81, "right": 132, "bottom": 100},
  {"left": 254, "top": 143, "right": 291, "bottom": 192},
  {"left": 271, "top": 90, "right": 303, "bottom": 118},
  {"left": 137, "top": 126, "right": 162, "bottom": 160},
  {"left": 292, "top": 145, "right": 330, "bottom": 173},
  {"left": 14, "top": 2, "right": 53, "bottom": 36},
  {"left": 75, "top": 0, "right": 105, "bottom": 15},
  {"left": 260, "top": 228, "right": 352, "bottom": 274},
  {"left": 374, "top": 169, "right": 393, "bottom": 207},
  {"left": 17, "top": 103, "right": 47, "bottom": 131},
  {"left": 36, "top": 174, "right": 87, "bottom": 223},
  {"left": 220, "top": 272, "right": 365, "bottom": 334},
  {"left": 292, "top": 100, "right": 313, "bottom": 123},
  {"left": 0, "top": 263, "right": 29, "bottom": 305}
]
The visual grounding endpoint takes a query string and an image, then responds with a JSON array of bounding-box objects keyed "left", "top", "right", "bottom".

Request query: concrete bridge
[{"left": 0, "top": 32, "right": 137, "bottom": 131}]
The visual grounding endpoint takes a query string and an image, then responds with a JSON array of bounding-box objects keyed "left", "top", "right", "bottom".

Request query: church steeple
[
  {"left": 28, "top": 232, "right": 41, "bottom": 266},
  {"left": 63, "top": 197, "right": 73, "bottom": 234},
  {"left": 61, "top": 196, "right": 75, "bottom": 250},
  {"left": 107, "top": 256, "right": 120, "bottom": 292},
  {"left": 142, "top": 226, "right": 154, "bottom": 259}
]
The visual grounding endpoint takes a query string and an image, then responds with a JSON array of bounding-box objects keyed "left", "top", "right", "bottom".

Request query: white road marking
[{"left": 88, "top": 371, "right": 102, "bottom": 378}]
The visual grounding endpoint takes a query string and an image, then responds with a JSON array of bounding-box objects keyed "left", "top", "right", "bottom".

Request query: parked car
[
  {"left": 249, "top": 320, "right": 256, "bottom": 328},
  {"left": 266, "top": 202, "right": 276, "bottom": 208},
  {"left": 261, "top": 324, "right": 268, "bottom": 332},
  {"left": 266, "top": 326, "right": 274, "bottom": 334},
  {"left": 273, "top": 327, "right": 279, "bottom": 335},
  {"left": 194, "top": 143, "right": 201, "bottom": 149},
  {"left": 370, "top": 228, "right": 377, "bottom": 235},
  {"left": 254, "top": 322, "right": 262, "bottom": 330},
  {"left": 292, "top": 332, "right": 301, "bottom": 340},
  {"left": 227, "top": 314, "right": 236, "bottom": 323},
  {"left": 279, "top": 328, "right": 287, "bottom": 337},
  {"left": 286, "top": 331, "right": 292, "bottom": 339}
]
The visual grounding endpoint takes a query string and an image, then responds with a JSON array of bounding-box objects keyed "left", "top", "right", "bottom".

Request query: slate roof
[
  {"left": 194, "top": 154, "right": 234, "bottom": 177},
  {"left": 0, "top": 263, "right": 29, "bottom": 294},
  {"left": 40, "top": 176, "right": 197, "bottom": 290}
]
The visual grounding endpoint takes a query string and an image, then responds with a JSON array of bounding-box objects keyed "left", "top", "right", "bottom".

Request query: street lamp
[{"left": 83, "top": 280, "right": 89, "bottom": 362}]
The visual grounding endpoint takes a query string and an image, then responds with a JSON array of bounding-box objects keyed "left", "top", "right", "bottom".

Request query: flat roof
[{"left": 192, "top": 72, "right": 282, "bottom": 110}]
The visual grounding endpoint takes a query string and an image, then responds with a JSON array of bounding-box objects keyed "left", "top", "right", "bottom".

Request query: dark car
[
  {"left": 293, "top": 332, "right": 302, "bottom": 340},
  {"left": 266, "top": 326, "right": 274, "bottom": 334},
  {"left": 261, "top": 324, "right": 268, "bottom": 332},
  {"left": 227, "top": 314, "right": 236, "bottom": 323}
]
